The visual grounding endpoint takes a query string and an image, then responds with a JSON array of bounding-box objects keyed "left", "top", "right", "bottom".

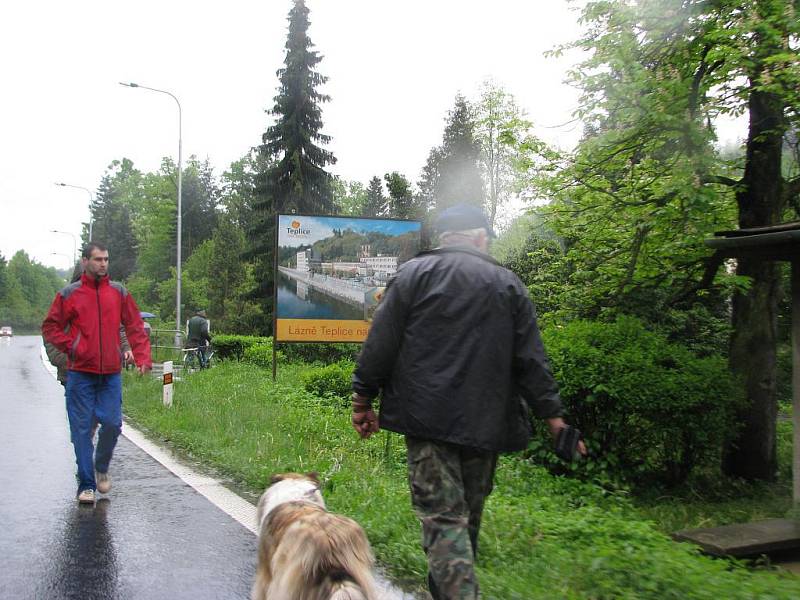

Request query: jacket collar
[
  {"left": 81, "top": 272, "right": 109, "bottom": 289},
  {"left": 421, "top": 245, "right": 501, "bottom": 266}
]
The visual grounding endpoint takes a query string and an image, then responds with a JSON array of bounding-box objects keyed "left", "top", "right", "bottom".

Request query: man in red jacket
[{"left": 42, "top": 242, "right": 152, "bottom": 504}]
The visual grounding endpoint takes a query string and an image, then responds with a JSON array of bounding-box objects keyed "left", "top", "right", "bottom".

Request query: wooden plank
[
  {"left": 673, "top": 519, "right": 800, "bottom": 557},
  {"left": 705, "top": 229, "right": 800, "bottom": 250},
  {"left": 714, "top": 222, "right": 800, "bottom": 237}
]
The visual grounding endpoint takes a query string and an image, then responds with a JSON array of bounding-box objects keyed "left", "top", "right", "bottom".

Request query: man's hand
[
  {"left": 352, "top": 409, "right": 379, "bottom": 439},
  {"left": 136, "top": 364, "right": 152, "bottom": 376},
  {"left": 123, "top": 350, "right": 135, "bottom": 364},
  {"left": 545, "top": 417, "right": 588, "bottom": 457}
]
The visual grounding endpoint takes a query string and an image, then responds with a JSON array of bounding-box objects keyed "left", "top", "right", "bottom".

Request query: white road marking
[{"left": 122, "top": 425, "right": 259, "bottom": 533}]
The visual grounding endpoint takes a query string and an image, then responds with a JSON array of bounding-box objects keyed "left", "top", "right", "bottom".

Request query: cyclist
[{"left": 186, "top": 309, "right": 212, "bottom": 368}]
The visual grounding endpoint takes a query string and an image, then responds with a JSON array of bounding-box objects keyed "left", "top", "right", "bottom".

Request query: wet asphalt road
[{"left": 0, "top": 336, "right": 257, "bottom": 599}]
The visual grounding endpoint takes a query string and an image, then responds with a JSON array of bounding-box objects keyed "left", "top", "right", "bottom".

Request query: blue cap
[{"left": 434, "top": 204, "right": 496, "bottom": 238}]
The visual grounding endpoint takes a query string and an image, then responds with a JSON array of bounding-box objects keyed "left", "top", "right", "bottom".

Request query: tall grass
[{"left": 123, "top": 363, "right": 800, "bottom": 599}]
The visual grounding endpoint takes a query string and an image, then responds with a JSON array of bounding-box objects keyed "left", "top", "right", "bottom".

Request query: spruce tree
[
  {"left": 363, "top": 176, "right": 386, "bottom": 217},
  {"left": 247, "top": 0, "right": 336, "bottom": 332},
  {"left": 420, "top": 94, "right": 485, "bottom": 213},
  {"left": 89, "top": 168, "right": 139, "bottom": 281}
]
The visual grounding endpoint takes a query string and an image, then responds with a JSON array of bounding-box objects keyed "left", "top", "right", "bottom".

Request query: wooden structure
[
  {"left": 705, "top": 222, "right": 800, "bottom": 507},
  {"left": 675, "top": 223, "right": 800, "bottom": 557}
]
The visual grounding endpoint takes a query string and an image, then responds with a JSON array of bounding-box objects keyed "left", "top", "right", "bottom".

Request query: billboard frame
[{"left": 271, "top": 212, "right": 422, "bottom": 378}]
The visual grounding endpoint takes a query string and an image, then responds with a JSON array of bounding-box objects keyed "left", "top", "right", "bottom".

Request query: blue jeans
[{"left": 65, "top": 371, "right": 122, "bottom": 493}]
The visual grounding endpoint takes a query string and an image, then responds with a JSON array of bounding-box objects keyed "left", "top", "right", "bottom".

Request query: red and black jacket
[{"left": 42, "top": 273, "right": 152, "bottom": 374}]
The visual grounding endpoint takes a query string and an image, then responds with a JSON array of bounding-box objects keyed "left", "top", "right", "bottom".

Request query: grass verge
[{"left": 123, "top": 362, "right": 800, "bottom": 599}]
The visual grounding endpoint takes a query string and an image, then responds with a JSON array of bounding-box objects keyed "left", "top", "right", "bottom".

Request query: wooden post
[
  {"left": 793, "top": 261, "right": 800, "bottom": 507},
  {"left": 272, "top": 342, "right": 277, "bottom": 382}
]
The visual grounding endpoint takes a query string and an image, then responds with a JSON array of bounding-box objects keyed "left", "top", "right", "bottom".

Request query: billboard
[{"left": 274, "top": 214, "right": 422, "bottom": 342}]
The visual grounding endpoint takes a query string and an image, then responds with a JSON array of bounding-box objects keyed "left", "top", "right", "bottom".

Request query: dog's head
[
  {"left": 257, "top": 472, "right": 326, "bottom": 527},
  {"left": 269, "top": 471, "right": 320, "bottom": 486}
]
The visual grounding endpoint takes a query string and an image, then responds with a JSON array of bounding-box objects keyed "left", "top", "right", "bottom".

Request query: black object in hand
[{"left": 555, "top": 425, "right": 582, "bottom": 461}]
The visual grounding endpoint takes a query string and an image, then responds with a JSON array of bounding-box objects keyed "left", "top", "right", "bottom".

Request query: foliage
[
  {"left": 122, "top": 363, "right": 800, "bottom": 599},
  {"left": 300, "top": 360, "right": 355, "bottom": 406},
  {"left": 0, "top": 251, "right": 64, "bottom": 330},
  {"left": 242, "top": 341, "right": 283, "bottom": 368},
  {"left": 539, "top": 0, "right": 800, "bottom": 480},
  {"left": 179, "top": 157, "right": 219, "bottom": 258},
  {"left": 493, "top": 213, "right": 571, "bottom": 322},
  {"left": 383, "top": 171, "right": 421, "bottom": 220},
  {"left": 363, "top": 176, "right": 387, "bottom": 217},
  {"left": 473, "top": 80, "right": 535, "bottom": 230},
  {"left": 90, "top": 160, "right": 140, "bottom": 280},
  {"left": 533, "top": 316, "right": 742, "bottom": 487},
  {"left": 212, "top": 334, "right": 272, "bottom": 361},
  {"left": 331, "top": 176, "right": 367, "bottom": 216},
  {"left": 280, "top": 342, "right": 360, "bottom": 364},
  {"left": 419, "top": 94, "right": 485, "bottom": 213},
  {"left": 206, "top": 216, "right": 250, "bottom": 332}
]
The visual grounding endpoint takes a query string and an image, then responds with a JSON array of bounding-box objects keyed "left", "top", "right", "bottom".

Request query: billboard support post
[
  {"left": 272, "top": 343, "right": 277, "bottom": 382},
  {"left": 273, "top": 213, "right": 280, "bottom": 382}
]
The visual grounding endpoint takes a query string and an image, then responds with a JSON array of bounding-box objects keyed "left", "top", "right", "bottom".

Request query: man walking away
[
  {"left": 351, "top": 204, "right": 585, "bottom": 599},
  {"left": 42, "top": 242, "right": 152, "bottom": 504},
  {"left": 186, "top": 309, "right": 212, "bottom": 368}
]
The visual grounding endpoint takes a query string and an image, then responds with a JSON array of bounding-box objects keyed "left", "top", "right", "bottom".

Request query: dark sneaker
[
  {"left": 77, "top": 489, "right": 95, "bottom": 504},
  {"left": 96, "top": 472, "right": 111, "bottom": 494}
]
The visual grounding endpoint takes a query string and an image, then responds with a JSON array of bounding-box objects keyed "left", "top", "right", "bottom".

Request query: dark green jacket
[{"left": 187, "top": 315, "right": 211, "bottom": 346}]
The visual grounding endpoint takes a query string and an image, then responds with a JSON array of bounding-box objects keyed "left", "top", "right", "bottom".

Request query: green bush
[
  {"left": 301, "top": 360, "right": 355, "bottom": 406},
  {"left": 534, "top": 316, "right": 742, "bottom": 487},
  {"left": 242, "top": 342, "right": 284, "bottom": 368},
  {"left": 214, "top": 336, "right": 360, "bottom": 365},
  {"left": 281, "top": 343, "right": 360, "bottom": 365},
  {"left": 213, "top": 334, "right": 271, "bottom": 361}
]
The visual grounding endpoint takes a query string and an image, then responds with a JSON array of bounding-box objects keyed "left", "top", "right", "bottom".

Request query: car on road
[{"left": 0, "top": 326, "right": 12, "bottom": 336}]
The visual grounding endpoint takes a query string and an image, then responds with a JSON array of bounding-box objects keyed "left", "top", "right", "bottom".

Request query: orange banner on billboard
[{"left": 276, "top": 319, "right": 371, "bottom": 342}]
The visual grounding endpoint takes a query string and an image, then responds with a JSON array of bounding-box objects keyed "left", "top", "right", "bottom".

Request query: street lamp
[
  {"left": 54, "top": 183, "right": 94, "bottom": 240},
  {"left": 51, "top": 229, "right": 77, "bottom": 264},
  {"left": 119, "top": 81, "right": 183, "bottom": 343}
]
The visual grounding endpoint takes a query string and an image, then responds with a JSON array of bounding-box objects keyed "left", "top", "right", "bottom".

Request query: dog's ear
[
  {"left": 306, "top": 471, "right": 320, "bottom": 485},
  {"left": 270, "top": 473, "right": 287, "bottom": 484}
]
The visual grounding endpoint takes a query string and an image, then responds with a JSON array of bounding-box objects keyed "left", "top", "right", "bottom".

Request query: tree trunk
[
  {"left": 724, "top": 258, "right": 780, "bottom": 479},
  {"left": 723, "top": 82, "right": 785, "bottom": 480}
]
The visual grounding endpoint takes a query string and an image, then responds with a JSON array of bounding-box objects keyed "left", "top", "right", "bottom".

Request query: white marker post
[{"left": 163, "top": 360, "right": 174, "bottom": 407}]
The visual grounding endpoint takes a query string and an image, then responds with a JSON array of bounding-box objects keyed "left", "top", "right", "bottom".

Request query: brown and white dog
[{"left": 252, "top": 472, "right": 378, "bottom": 600}]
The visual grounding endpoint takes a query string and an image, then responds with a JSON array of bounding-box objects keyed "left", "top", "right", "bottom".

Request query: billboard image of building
[{"left": 274, "top": 214, "right": 422, "bottom": 342}]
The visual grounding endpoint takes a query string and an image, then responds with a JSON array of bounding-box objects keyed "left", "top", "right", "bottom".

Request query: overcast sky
[{"left": 0, "top": 0, "right": 746, "bottom": 270}]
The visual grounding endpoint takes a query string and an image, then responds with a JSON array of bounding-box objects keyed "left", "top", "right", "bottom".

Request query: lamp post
[
  {"left": 50, "top": 229, "right": 77, "bottom": 264},
  {"left": 54, "top": 183, "right": 94, "bottom": 240},
  {"left": 119, "top": 81, "right": 183, "bottom": 344}
]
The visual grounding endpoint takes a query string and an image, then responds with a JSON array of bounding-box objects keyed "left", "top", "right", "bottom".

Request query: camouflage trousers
[{"left": 406, "top": 436, "right": 498, "bottom": 600}]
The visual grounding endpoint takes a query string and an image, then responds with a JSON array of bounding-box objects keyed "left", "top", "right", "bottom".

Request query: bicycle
[{"left": 182, "top": 345, "right": 214, "bottom": 372}]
